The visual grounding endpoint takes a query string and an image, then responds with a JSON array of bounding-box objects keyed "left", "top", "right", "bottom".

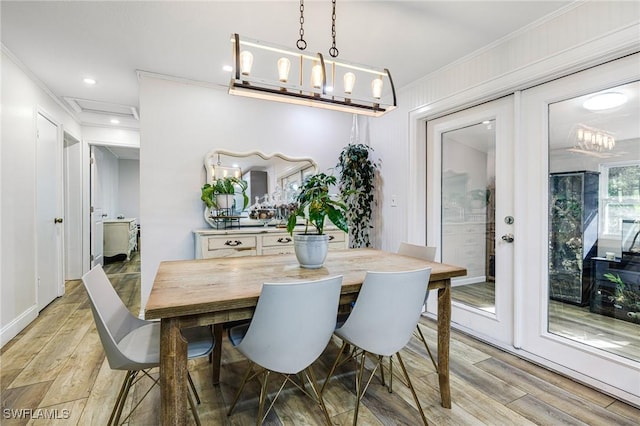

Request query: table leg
[
  {"left": 160, "top": 318, "right": 188, "bottom": 425},
  {"left": 212, "top": 324, "right": 223, "bottom": 385},
  {"left": 437, "top": 282, "right": 452, "bottom": 408}
]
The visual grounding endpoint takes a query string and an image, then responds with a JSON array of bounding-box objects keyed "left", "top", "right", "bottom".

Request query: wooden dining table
[{"left": 145, "top": 248, "right": 466, "bottom": 425}]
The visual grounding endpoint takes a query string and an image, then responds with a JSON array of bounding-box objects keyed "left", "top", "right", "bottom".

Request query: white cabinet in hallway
[{"left": 103, "top": 219, "right": 137, "bottom": 259}]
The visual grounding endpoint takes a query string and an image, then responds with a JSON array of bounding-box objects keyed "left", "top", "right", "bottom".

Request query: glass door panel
[
  {"left": 520, "top": 53, "right": 639, "bottom": 404},
  {"left": 548, "top": 80, "right": 640, "bottom": 362},
  {"left": 426, "top": 95, "right": 514, "bottom": 345},
  {"left": 442, "top": 121, "right": 496, "bottom": 312}
]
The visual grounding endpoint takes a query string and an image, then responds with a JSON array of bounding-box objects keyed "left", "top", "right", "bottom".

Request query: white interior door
[
  {"left": 426, "top": 96, "right": 514, "bottom": 345},
  {"left": 90, "top": 146, "right": 104, "bottom": 267},
  {"left": 519, "top": 53, "right": 639, "bottom": 404},
  {"left": 36, "top": 112, "right": 63, "bottom": 310}
]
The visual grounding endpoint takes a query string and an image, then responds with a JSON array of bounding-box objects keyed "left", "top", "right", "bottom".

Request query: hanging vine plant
[{"left": 336, "top": 143, "right": 379, "bottom": 248}]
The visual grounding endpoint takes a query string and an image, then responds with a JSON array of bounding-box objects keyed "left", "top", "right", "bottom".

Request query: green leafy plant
[
  {"left": 286, "top": 173, "right": 348, "bottom": 236},
  {"left": 336, "top": 143, "right": 378, "bottom": 247},
  {"left": 604, "top": 272, "right": 625, "bottom": 301},
  {"left": 201, "top": 177, "right": 248, "bottom": 210}
]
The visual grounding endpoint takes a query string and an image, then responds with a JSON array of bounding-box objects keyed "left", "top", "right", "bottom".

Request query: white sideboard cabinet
[
  {"left": 194, "top": 227, "right": 348, "bottom": 259},
  {"left": 103, "top": 218, "right": 137, "bottom": 260}
]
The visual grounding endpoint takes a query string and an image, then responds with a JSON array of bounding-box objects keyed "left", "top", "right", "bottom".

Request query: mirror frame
[
  {"left": 204, "top": 149, "right": 317, "bottom": 185},
  {"left": 202, "top": 149, "right": 318, "bottom": 228}
]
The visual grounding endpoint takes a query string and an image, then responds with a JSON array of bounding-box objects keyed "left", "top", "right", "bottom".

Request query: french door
[
  {"left": 519, "top": 54, "right": 639, "bottom": 404},
  {"left": 425, "top": 96, "right": 514, "bottom": 344}
]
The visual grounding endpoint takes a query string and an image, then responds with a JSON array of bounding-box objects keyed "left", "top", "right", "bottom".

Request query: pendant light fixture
[{"left": 228, "top": 0, "right": 396, "bottom": 117}]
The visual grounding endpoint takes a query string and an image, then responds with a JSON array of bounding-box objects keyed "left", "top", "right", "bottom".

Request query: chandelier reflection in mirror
[
  {"left": 212, "top": 154, "right": 242, "bottom": 180},
  {"left": 572, "top": 124, "right": 616, "bottom": 153},
  {"left": 228, "top": 33, "right": 396, "bottom": 117}
]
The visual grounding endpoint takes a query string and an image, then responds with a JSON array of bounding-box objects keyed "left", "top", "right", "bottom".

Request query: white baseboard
[{"left": 1, "top": 305, "right": 38, "bottom": 348}]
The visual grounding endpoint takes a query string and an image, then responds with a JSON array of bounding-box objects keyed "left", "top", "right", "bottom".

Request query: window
[{"left": 600, "top": 162, "right": 640, "bottom": 236}]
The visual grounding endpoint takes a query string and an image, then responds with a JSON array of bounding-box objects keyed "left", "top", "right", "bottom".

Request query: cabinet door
[{"left": 200, "top": 235, "right": 257, "bottom": 259}]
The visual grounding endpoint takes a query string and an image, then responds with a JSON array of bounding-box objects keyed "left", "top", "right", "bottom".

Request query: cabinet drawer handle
[
  {"left": 328, "top": 235, "right": 335, "bottom": 241},
  {"left": 277, "top": 237, "right": 292, "bottom": 243},
  {"left": 224, "top": 240, "right": 243, "bottom": 247}
]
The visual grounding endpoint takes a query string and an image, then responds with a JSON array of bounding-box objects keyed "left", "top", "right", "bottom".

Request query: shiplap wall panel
[{"left": 371, "top": 1, "right": 640, "bottom": 252}]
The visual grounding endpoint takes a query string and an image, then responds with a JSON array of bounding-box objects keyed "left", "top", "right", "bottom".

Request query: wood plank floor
[
  {"left": 1, "top": 252, "right": 638, "bottom": 425},
  {"left": 452, "top": 281, "right": 640, "bottom": 361}
]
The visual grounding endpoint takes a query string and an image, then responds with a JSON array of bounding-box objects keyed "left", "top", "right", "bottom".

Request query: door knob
[
  {"left": 501, "top": 233, "right": 514, "bottom": 243},
  {"left": 54, "top": 217, "right": 63, "bottom": 224}
]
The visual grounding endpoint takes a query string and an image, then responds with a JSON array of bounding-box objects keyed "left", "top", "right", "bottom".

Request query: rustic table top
[{"left": 146, "top": 248, "right": 466, "bottom": 320}]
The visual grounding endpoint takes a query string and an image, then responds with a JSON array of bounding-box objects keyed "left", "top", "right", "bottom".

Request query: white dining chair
[
  {"left": 321, "top": 268, "right": 432, "bottom": 426},
  {"left": 82, "top": 265, "right": 214, "bottom": 425},
  {"left": 226, "top": 275, "right": 343, "bottom": 425},
  {"left": 397, "top": 242, "right": 438, "bottom": 371}
]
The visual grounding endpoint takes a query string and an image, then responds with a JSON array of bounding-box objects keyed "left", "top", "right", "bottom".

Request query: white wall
[
  {"left": 369, "top": 1, "right": 640, "bottom": 252},
  {"left": 118, "top": 159, "right": 140, "bottom": 219},
  {"left": 138, "top": 75, "right": 352, "bottom": 311},
  {"left": 1, "top": 48, "right": 81, "bottom": 346}
]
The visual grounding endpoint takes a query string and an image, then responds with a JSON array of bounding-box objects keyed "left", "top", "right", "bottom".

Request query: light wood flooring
[
  {"left": 452, "top": 281, "right": 640, "bottom": 361},
  {"left": 1, "top": 253, "right": 639, "bottom": 425}
]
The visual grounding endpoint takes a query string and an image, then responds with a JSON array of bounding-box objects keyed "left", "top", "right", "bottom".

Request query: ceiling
[{"left": 1, "top": 0, "right": 572, "bottom": 133}]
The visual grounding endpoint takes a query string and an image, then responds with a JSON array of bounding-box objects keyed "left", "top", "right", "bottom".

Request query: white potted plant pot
[
  {"left": 216, "top": 193, "right": 234, "bottom": 210},
  {"left": 294, "top": 234, "right": 330, "bottom": 269}
]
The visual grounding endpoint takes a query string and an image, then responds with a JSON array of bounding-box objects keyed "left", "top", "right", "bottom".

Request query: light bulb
[
  {"left": 311, "top": 63, "right": 323, "bottom": 89},
  {"left": 371, "top": 77, "right": 383, "bottom": 99},
  {"left": 577, "top": 128, "right": 584, "bottom": 141},
  {"left": 239, "top": 50, "right": 253, "bottom": 76},
  {"left": 277, "top": 57, "right": 291, "bottom": 82},
  {"left": 343, "top": 72, "right": 356, "bottom": 94},
  {"left": 584, "top": 130, "right": 592, "bottom": 144}
]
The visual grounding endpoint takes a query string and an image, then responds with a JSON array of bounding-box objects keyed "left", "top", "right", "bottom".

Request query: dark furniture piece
[
  {"left": 549, "top": 171, "right": 599, "bottom": 306},
  {"left": 591, "top": 254, "right": 640, "bottom": 324}
]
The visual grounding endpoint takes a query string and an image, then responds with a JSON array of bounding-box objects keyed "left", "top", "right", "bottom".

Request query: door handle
[
  {"left": 501, "top": 233, "right": 514, "bottom": 243},
  {"left": 54, "top": 217, "right": 63, "bottom": 224}
]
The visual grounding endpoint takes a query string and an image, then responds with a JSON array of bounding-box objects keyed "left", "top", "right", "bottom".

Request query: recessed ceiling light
[
  {"left": 110, "top": 119, "right": 120, "bottom": 124},
  {"left": 222, "top": 65, "right": 233, "bottom": 72},
  {"left": 583, "top": 92, "right": 627, "bottom": 111},
  {"left": 83, "top": 77, "right": 97, "bottom": 85}
]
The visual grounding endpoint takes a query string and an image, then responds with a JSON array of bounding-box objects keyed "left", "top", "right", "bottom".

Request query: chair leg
[
  {"left": 388, "top": 355, "right": 394, "bottom": 393},
  {"left": 352, "top": 351, "right": 368, "bottom": 426},
  {"left": 109, "top": 371, "right": 135, "bottom": 426},
  {"left": 415, "top": 324, "right": 438, "bottom": 371},
  {"left": 320, "top": 341, "right": 348, "bottom": 396},
  {"left": 187, "top": 372, "right": 201, "bottom": 404},
  {"left": 187, "top": 385, "right": 202, "bottom": 426},
  {"left": 305, "top": 367, "right": 332, "bottom": 426},
  {"left": 396, "top": 351, "right": 428, "bottom": 426},
  {"left": 227, "top": 361, "right": 255, "bottom": 416},
  {"left": 256, "top": 370, "right": 271, "bottom": 426}
]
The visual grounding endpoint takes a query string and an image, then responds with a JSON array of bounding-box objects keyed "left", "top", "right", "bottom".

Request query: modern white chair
[
  {"left": 226, "top": 275, "right": 343, "bottom": 425},
  {"left": 82, "top": 265, "right": 214, "bottom": 425},
  {"left": 322, "top": 268, "right": 432, "bottom": 426},
  {"left": 397, "top": 242, "right": 438, "bottom": 371}
]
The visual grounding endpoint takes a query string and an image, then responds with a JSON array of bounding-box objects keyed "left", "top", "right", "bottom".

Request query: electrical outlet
[{"left": 391, "top": 194, "right": 397, "bottom": 207}]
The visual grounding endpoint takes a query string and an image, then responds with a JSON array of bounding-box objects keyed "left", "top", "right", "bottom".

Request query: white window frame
[{"left": 599, "top": 160, "right": 640, "bottom": 239}]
